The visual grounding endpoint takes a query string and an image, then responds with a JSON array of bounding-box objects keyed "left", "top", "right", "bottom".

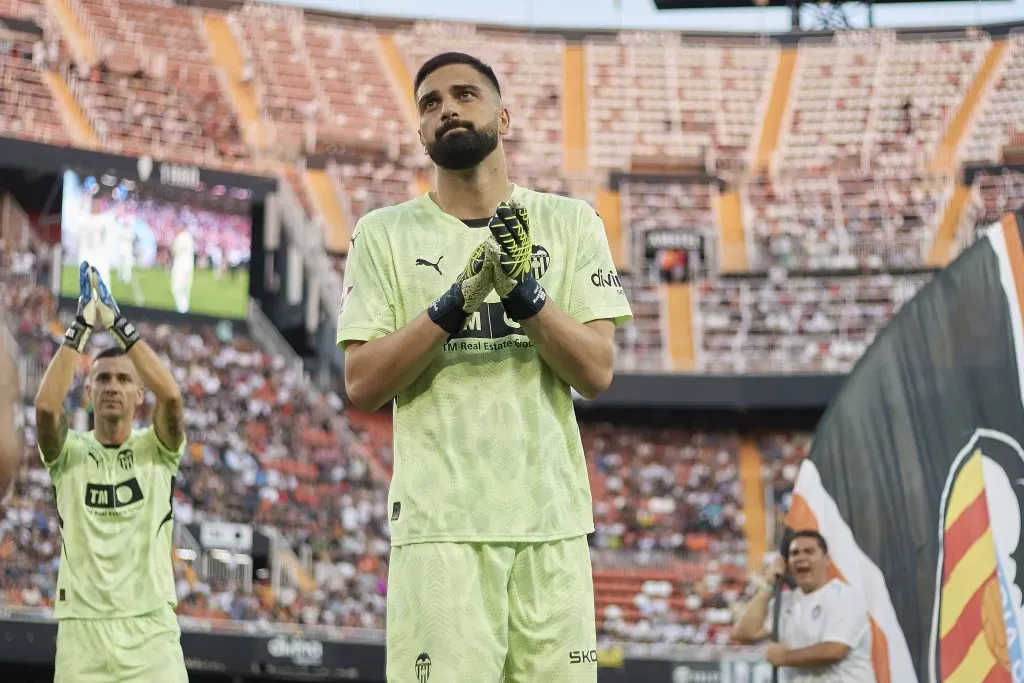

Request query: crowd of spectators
[
  {"left": 698, "top": 271, "right": 931, "bottom": 374},
  {"left": 0, "top": 244, "right": 392, "bottom": 630},
  {"left": 0, "top": 1, "right": 996, "bottom": 647},
  {"left": 584, "top": 423, "right": 747, "bottom": 566},
  {"left": 0, "top": 245, "right": 821, "bottom": 644}
]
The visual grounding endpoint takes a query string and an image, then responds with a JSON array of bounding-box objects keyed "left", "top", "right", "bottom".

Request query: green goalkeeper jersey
[
  {"left": 41, "top": 426, "right": 184, "bottom": 619},
  {"left": 337, "top": 186, "right": 633, "bottom": 546}
]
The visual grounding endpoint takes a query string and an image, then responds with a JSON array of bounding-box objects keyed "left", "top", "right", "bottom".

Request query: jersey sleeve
[
  {"left": 336, "top": 215, "right": 398, "bottom": 349},
  {"left": 820, "top": 583, "right": 870, "bottom": 647},
  {"left": 39, "top": 429, "right": 84, "bottom": 482},
  {"left": 565, "top": 203, "right": 633, "bottom": 326},
  {"left": 142, "top": 426, "right": 186, "bottom": 471}
]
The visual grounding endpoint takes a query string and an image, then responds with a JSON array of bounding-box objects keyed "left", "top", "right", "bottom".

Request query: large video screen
[{"left": 60, "top": 168, "right": 253, "bottom": 319}]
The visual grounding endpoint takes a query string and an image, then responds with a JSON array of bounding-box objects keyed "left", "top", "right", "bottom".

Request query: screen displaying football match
[{"left": 60, "top": 168, "right": 253, "bottom": 319}]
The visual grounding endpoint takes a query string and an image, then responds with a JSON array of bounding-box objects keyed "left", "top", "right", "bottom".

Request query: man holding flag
[{"left": 734, "top": 530, "right": 876, "bottom": 682}]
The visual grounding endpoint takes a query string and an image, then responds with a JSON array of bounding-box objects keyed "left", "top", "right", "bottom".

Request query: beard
[{"left": 426, "top": 119, "right": 500, "bottom": 171}]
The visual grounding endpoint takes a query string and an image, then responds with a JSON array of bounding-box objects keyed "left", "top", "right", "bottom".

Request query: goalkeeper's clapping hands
[
  {"left": 485, "top": 201, "right": 546, "bottom": 321},
  {"left": 63, "top": 262, "right": 98, "bottom": 352},
  {"left": 427, "top": 241, "right": 495, "bottom": 336},
  {"left": 90, "top": 267, "right": 140, "bottom": 351}
]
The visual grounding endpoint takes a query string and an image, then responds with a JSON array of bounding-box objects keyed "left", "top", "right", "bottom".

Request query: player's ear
[{"left": 498, "top": 104, "right": 510, "bottom": 137}]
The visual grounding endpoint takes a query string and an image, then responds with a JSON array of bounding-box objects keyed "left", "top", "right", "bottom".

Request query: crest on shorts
[{"left": 415, "top": 652, "right": 431, "bottom": 682}]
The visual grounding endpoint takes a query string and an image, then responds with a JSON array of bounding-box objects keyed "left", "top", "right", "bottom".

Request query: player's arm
[
  {"left": 36, "top": 347, "right": 78, "bottom": 463},
  {"left": 128, "top": 341, "right": 184, "bottom": 451},
  {"left": 90, "top": 267, "right": 185, "bottom": 451},
  {"left": 36, "top": 263, "right": 98, "bottom": 462},
  {"left": 339, "top": 219, "right": 492, "bottom": 412},
  {"left": 487, "top": 201, "right": 631, "bottom": 399},
  {"left": 343, "top": 315, "right": 448, "bottom": 411},
  {"left": 0, "top": 320, "right": 22, "bottom": 496},
  {"left": 520, "top": 310, "right": 614, "bottom": 399}
]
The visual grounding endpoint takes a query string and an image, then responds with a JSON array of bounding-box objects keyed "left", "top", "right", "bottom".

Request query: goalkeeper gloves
[
  {"left": 91, "top": 267, "right": 140, "bottom": 351},
  {"left": 485, "top": 201, "right": 546, "bottom": 321},
  {"left": 63, "top": 262, "right": 97, "bottom": 352},
  {"left": 427, "top": 241, "right": 495, "bottom": 336}
]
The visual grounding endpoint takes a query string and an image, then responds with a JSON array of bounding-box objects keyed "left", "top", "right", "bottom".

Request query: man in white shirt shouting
[{"left": 733, "top": 530, "right": 877, "bottom": 683}]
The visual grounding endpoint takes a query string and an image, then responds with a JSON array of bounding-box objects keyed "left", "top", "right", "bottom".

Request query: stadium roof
[{"left": 653, "top": 0, "right": 1007, "bottom": 8}]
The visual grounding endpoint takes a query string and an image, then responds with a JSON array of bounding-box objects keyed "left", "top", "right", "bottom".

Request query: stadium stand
[
  {"left": 10, "top": 1, "right": 1024, "bottom": 667},
  {"left": 585, "top": 38, "right": 777, "bottom": 174},
  {"left": 696, "top": 272, "right": 930, "bottom": 373},
  {"left": 64, "top": 0, "right": 248, "bottom": 164},
  {"left": 0, "top": 29, "right": 69, "bottom": 146}
]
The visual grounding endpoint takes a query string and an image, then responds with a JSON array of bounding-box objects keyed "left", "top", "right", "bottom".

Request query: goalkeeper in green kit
[
  {"left": 337, "top": 52, "right": 632, "bottom": 682},
  {"left": 35, "top": 262, "right": 188, "bottom": 683}
]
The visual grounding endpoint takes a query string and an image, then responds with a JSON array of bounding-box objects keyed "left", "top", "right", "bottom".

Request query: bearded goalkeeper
[
  {"left": 337, "top": 52, "right": 632, "bottom": 683},
  {"left": 35, "top": 262, "right": 187, "bottom": 683}
]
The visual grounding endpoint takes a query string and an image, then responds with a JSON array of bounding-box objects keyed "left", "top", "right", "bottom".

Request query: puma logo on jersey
[{"left": 415, "top": 256, "right": 444, "bottom": 275}]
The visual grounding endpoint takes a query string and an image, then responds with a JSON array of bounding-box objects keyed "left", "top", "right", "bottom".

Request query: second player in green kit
[
  {"left": 338, "top": 52, "right": 632, "bottom": 682},
  {"left": 35, "top": 262, "right": 188, "bottom": 683}
]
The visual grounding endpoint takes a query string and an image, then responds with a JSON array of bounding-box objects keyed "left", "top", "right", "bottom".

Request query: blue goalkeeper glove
[
  {"left": 485, "top": 201, "right": 546, "bottom": 321},
  {"left": 428, "top": 241, "right": 495, "bottom": 336},
  {"left": 63, "top": 262, "right": 98, "bottom": 352},
  {"left": 90, "top": 267, "right": 140, "bottom": 351}
]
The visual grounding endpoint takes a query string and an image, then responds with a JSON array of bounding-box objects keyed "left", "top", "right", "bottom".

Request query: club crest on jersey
[
  {"left": 530, "top": 245, "right": 550, "bottom": 280},
  {"left": 117, "top": 448, "right": 134, "bottom": 470},
  {"left": 415, "top": 652, "right": 431, "bottom": 682}
]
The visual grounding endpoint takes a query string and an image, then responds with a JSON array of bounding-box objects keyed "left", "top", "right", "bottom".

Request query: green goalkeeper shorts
[
  {"left": 386, "top": 535, "right": 597, "bottom": 683},
  {"left": 54, "top": 605, "right": 188, "bottom": 683}
]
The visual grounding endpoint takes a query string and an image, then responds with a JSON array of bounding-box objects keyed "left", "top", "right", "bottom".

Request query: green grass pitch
[{"left": 61, "top": 265, "right": 249, "bottom": 319}]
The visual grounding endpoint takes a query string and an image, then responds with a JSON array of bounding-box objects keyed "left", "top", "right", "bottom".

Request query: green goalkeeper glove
[
  {"left": 427, "top": 241, "right": 495, "bottom": 336},
  {"left": 91, "top": 267, "right": 140, "bottom": 351},
  {"left": 485, "top": 201, "right": 546, "bottom": 321},
  {"left": 63, "top": 262, "right": 98, "bottom": 352}
]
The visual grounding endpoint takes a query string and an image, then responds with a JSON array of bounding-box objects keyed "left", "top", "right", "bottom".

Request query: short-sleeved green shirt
[
  {"left": 337, "top": 186, "right": 632, "bottom": 546},
  {"left": 42, "top": 427, "right": 184, "bottom": 619}
]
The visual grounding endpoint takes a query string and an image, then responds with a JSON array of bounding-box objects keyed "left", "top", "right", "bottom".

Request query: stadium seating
[
  {"left": 963, "top": 33, "right": 1024, "bottom": 165},
  {"left": 229, "top": 5, "right": 403, "bottom": 158},
  {"left": 744, "top": 172, "right": 951, "bottom": 270},
  {"left": 585, "top": 38, "right": 777, "bottom": 173},
  {"left": 776, "top": 35, "right": 988, "bottom": 172},
  {"left": 0, "top": 35, "right": 69, "bottom": 147},
  {"left": 327, "top": 158, "right": 414, "bottom": 230},
  {"left": 63, "top": 0, "right": 246, "bottom": 164},
  {"left": 0, "top": 0, "right": 42, "bottom": 23},
  {"left": 8, "top": 0, "right": 1024, "bottom": 649},
  {"left": 696, "top": 272, "right": 931, "bottom": 373},
  {"left": 961, "top": 168, "right": 1024, "bottom": 235}
]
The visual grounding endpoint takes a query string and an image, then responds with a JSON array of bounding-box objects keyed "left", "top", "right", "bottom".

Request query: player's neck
[
  {"left": 432, "top": 152, "right": 513, "bottom": 220},
  {"left": 94, "top": 417, "right": 132, "bottom": 447}
]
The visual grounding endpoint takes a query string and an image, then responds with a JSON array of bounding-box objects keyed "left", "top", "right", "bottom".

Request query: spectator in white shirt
[{"left": 733, "top": 530, "right": 876, "bottom": 682}]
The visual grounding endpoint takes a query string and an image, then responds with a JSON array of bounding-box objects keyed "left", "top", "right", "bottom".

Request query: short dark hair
[
  {"left": 413, "top": 52, "right": 501, "bottom": 98},
  {"left": 783, "top": 530, "right": 828, "bottom": 559},
  {"left": 92, "top": 347, "right": 127, "bottom": 363}
]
